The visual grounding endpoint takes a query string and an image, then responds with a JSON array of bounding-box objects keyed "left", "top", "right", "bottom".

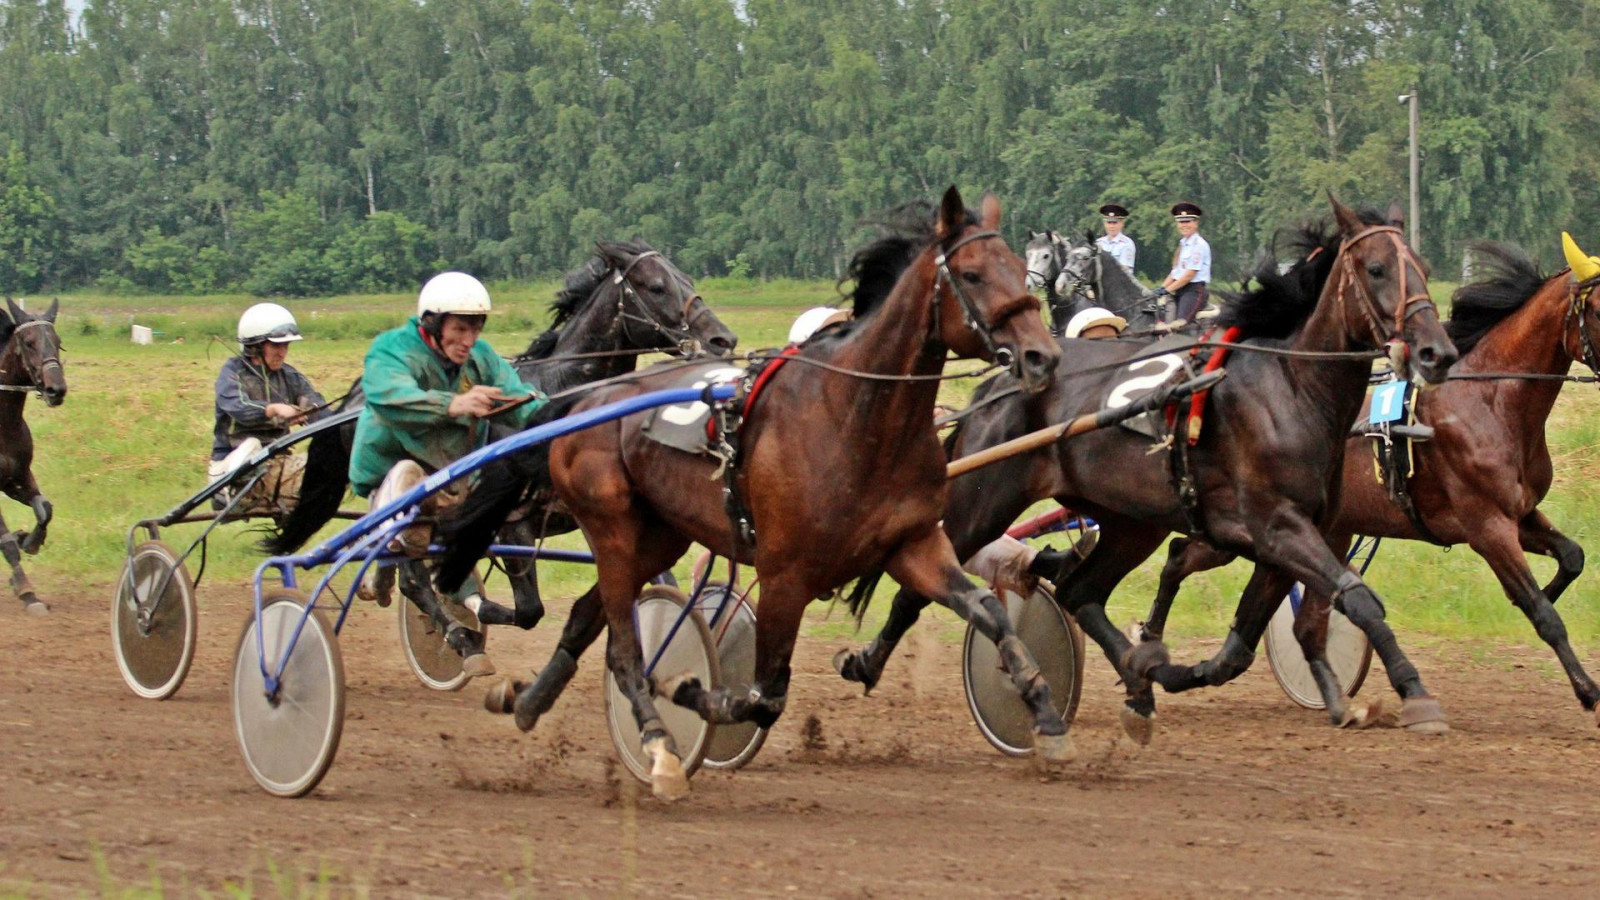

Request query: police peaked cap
[
  {"left": 1098, "top": 203, "right": 1130, "bottom": 219},
  {"left": 1170, "top": 202, "right": 1204, "bottom": 218}
]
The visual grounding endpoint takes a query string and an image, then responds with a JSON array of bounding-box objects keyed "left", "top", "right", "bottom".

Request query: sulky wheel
[
  {"left": 697, "top": 584, "right": 767, "bottom": 771},
  {"left": 962, "top": 584, "right": 1084, "bottom": 757},
  {"left": 110, "top": 540, "right": 198, "bottom": 701},
  {"left": 397, "top": 567, "right": 488, "bottom": 692},
  {"left": 605, "top": 585, "right": 719, "bottom": 785},
  {"left": 1263, "top": 587, "right": 1373, "bottom": 710},
  {"left": 231, "top": 589, "right": 345, "bottom": 798}
]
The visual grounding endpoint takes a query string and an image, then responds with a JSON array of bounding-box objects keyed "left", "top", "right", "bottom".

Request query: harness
[
  {"left": 0, "top": 320, "right": 63, "bottom": 395},
  {"left": 610, "top": 251, "right": 715, "bottom": 356},
  {"left": 708, "top": 227, "right": 1015, "bottom": 553}
]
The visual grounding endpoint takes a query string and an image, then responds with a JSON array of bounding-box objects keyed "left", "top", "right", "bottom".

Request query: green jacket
[{"left": 349, "top": 317, "right": 544, "bottom": 496}]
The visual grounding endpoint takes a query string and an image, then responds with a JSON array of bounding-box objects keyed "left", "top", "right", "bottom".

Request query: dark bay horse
[
  {"left": 441, "top": 187, "right": 1065, "bottom": 799},
  {"left": 0, "top": 298, "right": 68, "bottom": 614},
  {"left": 1146, "top": 237, "right": 1600, "bottom": 725},
  {"left": 260, "top": 241, "right": 737, "bottom": 625},
  {"left": 835, "top": 199, "right": 1459, "bottom": 742}
]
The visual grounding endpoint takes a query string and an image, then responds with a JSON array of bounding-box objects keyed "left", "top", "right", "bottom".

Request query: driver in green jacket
[{"left": 350, "top": 271, "right": 545, "bottom": 677}]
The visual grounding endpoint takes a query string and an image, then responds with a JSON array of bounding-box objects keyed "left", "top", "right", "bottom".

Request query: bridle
[
  {"left": 934, "top": 228, "right": 1023, "bottom": 370},
  {"left": 1025, "top": 232, "right": 1064, "bottom": 292},
  {"left": 1055, "top": 242, "right": 1102, "bottom": 306},
  {"left": 1564, "top": 273, "right": 1600, "bottom": 384},
  {"left": 0, "top": 319, "right": 63, "bottom": 396},
  {"left": 1333, "top": 225, "right": 1435, "bottom": 352},
  {"left": 609, "top": 250, "right": 715, "bottom": 356}
]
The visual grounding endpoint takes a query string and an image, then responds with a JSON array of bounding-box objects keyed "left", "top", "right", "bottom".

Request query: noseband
[
  {"left": 1334, "top": 225, "right": 1434, "bottom": 349},
  {"left": 935, "top": 229, "right": 1021, "bottom": 368},
  {"left": 0, "top": 319, "right": 63, "bottom": 395},
  {"left": 610, "top": 251, "right": 712, "bottom": 355}
]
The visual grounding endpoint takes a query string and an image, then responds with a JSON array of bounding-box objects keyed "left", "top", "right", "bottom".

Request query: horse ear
[
  {"left": 1327, "top": 191, "right": 1362, "bottom": 236},
  {"left": 594, "top": 241, "right": 623, "bottom": 269},
  {"left": 936, "top": 185, "right": 965, "bottom": 241},
  {"left": 45, "top": 298, "right": 59, "bottom": 323},
  {"left": 5, "top": 296, "right": 24, "bottom": 324},
  {"left": 1029, "top": 230, "right": 1041, "bottom": 241},
  {"left": 978, "top": 192, "right": 1001, "bottom": 230},
  {"left": 1385, "top": 200, "right": 1405, "bottom": 230}
]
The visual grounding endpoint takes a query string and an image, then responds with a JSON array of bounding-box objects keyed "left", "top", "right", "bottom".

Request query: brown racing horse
[
  {"left": 1144, "top": 235, "right": 1600, "bottom": 724},
  {"left": 440, "top": 187, "right": 1065, "bottom": 799},
  {"left": 833, "top": 199, "right": 1459, "bottom": 740},
  {"left": 0, "top": 297, "right": 68, "bottom": 614}
]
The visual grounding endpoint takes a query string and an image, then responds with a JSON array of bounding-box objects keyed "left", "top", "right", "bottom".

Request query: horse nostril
[
  {"left": 709, "top": 335, "right": 737, "bottom": 355},
  {"left": 1418, "top": 346, "right": 1437, "bottom": 365}
]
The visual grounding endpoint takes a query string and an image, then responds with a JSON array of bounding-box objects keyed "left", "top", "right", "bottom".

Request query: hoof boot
[
  {"left": 1399, "top": 696, "right": 1449, "bottom": 734},
  {"left": 1034, "top": 730, "right": 1077, "bottom": 763}
]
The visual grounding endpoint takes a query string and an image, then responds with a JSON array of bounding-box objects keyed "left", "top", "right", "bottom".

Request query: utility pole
[{"left": 1398, "top": 88, "right": 1420, "bottom": 250}]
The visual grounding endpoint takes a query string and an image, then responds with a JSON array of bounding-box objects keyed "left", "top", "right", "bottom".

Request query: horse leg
[
  {"left": 1141, "top": 536, "right": 1236, "bottom": 643},
  {"left": 398, "top": 560, "right": 494, "bottom": 676},
  {"left": 1251, "top": 513, "right": 1445, "bottom": 731},
  {"left": 470, "top": 519, "right": 546, "bottom": 630},
  {"left": 666, "top": 571, "right": 807, "bottom": 733},
  {"left": 15, "top": 483, "right": 51, "bottom": 556},
  {"left": 1280, "top": 531, "right": 1374, "bottom": 726},
  {"left": 1144, "top": 563, "right": 1293, "bottom": 694},
  {"left": 0, "top": 507, "right": 45, "bottom": 614},
  {"left": 494, "top": 584, "right": 606, "bottom": 728},
  {"left": 1471, "top": 517, "right": 1600, "bottom": 718},
  {"left": 1052, "top": 519, "right": 1170, "bottom": 744},
  {"left": 832, "top": 588, "right": 930, "bottom": 694},
  {"left": 885, "top": 526, "right": 1073, "bottom": 758},
  {"left": 1519, "top": 510, "right": 1585, "bottom": 604}
]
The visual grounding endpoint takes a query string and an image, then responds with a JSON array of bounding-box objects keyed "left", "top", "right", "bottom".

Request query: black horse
[
  {"left": 835, "top": 199, "right": 1460, "bottom": 740},
  {"left": 260, "top": 241, "right": 737, "bottom": 630},
  {"left": 0, "top": 297, "right": 68, "bottom": 614}
]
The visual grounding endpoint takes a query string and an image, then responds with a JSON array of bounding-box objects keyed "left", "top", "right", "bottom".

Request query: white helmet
[
  {"left": 787, "top": 306, "right": 847, "bottom": 344},
  {"left": 1063, "top": 307, "right": 1127, "bottom": 339},
  {"left": 237, "top": 302, "right": 303, "bottom": 346},
  {"left": 417, "top": 271, "right": 492, "bottom": 318}
]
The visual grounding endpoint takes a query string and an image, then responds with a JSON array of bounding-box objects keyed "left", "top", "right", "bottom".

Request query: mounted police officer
[
  {"left": 1095, "top": 203, "right": 1137, "bottom": 276},
  {"left": 209, "top": 302, "right": 327, "bottom": 511},
  {"left": 1151, "top": 202, "right": 1211, "bottom": 326},
  {"left": 349, "top": 271, "right": 546, "bottom": 676}
]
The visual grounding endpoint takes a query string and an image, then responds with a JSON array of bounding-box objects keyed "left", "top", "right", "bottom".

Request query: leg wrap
[{"left": 1200, "top": 629, "right": 1255, "bottom": 686}]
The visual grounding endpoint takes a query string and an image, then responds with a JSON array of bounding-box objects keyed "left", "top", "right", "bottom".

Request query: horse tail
[
  {"left": 844, "top": 568, "right": 888, "bottom": 626},
  {"left": 434, "top": 396, "right": 581, "bottom": 593},
  {"left": 259, "top": 420, "right": 354, "bottom": 555}
]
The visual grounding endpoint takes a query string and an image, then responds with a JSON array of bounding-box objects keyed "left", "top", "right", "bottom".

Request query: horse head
[
  {"left": 932, "top": 187, "right": 1059, "bottom": 393},
  {"left": 595, "top": 240, "right": 737, "bottom": 358},
  {"left": 1328, "top": 194, "right": 1456, "bottom": 387},
  {"left": 1024, "top": 230, "right": 1063, "bottom": 293},
  {"left": 2, "top": 297, "right": 66, "bottom": 407},
  {"left": 1561, "top": 232, "right": 1600, "bottom": 373}
]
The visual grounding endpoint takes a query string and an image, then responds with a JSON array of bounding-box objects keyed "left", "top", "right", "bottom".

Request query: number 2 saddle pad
[
  {"left": 638, "top": 362, "right": 750, "bottom": 456},
  {"left": 1099, "top": 333, "right": 1202, "bottom": 441}
]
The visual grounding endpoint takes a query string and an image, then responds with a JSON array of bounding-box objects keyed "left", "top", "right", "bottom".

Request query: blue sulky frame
[{"left": 246, "top": 383, "right": 738, "bottom": 701}]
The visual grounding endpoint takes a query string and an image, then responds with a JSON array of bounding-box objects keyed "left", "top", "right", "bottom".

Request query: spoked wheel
[
  {"left": 962, "top": 585, "right": 1084, "bottom": 757},
  {"left": 697, "top": 584, "right": 767, "bottom": 771},
  {"left": 397, "top": 567, "right": 487, "bottom": 692},
  {"left": 110, "top": 540, "right": 198, "bottom": 701},
  {"left": 1263, "top": 586, "right": 1373, "bottom": 709},
  {"left": 231, "top": 589, "right": 345, "bottom": 798},
  {"left": 605, "top": 585, "right": 719, "bottom": 785}
]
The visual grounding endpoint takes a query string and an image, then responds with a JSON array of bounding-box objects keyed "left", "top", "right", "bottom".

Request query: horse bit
[{"left": 0, "top": 320, "right": 62, "bottom": 395}]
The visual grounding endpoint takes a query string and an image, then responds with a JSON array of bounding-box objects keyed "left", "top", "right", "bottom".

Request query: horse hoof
[
  {"left": 484, "top": 678, "right": 523, "bottom": 714},
  {"left": 1034, "top": 730, "right": 1077, "bottom": 763},
  {"left": 1335, "top": 698, "right": 1383, "bottom": 729},
  {"left": 460, "top": 652, "right": 496, "bottom": 679},
  {"left": 1399, "top": 696, "right": 1449, "bottom": 734},
  {"left": 832, "top": 648, "right": 876, "bottom": 694},
  {"left": 1119, "top": 706, "right": 1156, "bottom": 746},
  {"left": 1122, "top": 639, "right": 1170, "bottom": 679},
  {"left": 22, "top": 598, "right": 49, "bottom": 616},
  {"left": 644, "top": 739, "right": 691, "bottom": 802}
]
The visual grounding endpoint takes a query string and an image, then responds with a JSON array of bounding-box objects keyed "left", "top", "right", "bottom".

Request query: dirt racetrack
[{"left": 5, "top": 581, "right": 1600, "bottom": 897}]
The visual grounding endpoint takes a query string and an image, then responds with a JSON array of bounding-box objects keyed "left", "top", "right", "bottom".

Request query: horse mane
[
  {"left": 1214, "top": 210, "right": 1386, "bottom": 339},
  {"left": 519, "top": 239, "right": 660, "bottom": 358},
  {"left": 839, "top": 200, "right": 979, "bottom": 320},
  {"left": 1446, "top": 242, "right": 1549, "bottom": 357}
]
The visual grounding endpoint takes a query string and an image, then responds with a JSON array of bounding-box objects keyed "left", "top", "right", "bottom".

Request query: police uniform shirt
[
  {"left": 1169, "top": 232, "right": 1212, "bottom": 283},
  {"left": 1095, "top": 233, "right": 1137, "bottom": 273}
]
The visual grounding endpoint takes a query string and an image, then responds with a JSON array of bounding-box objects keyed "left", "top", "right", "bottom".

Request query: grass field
[{"left": 13, "top": 280, "right": 1600, "bottom": 656}]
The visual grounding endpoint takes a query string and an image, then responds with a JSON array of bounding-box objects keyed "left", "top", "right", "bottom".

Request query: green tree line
[{"left": 1, "top": 0, "right": 1596, "bottom": 295}]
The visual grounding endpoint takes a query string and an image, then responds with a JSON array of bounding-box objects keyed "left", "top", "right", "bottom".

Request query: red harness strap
[
  {"left": 705, "top": 346, "right": 802, "bottom": 441},
  {"left": 1184, "top": 326, "right": 1241, "bottom": 446}
]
